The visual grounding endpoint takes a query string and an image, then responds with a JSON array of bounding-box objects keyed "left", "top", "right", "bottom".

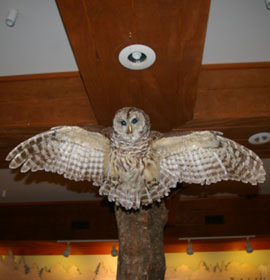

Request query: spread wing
[
  {"left": 152, "top": 131, "right": 266, "bottom": 189},
  {"left": 6, "top": 126, "right": 110, "bottom": 183}
]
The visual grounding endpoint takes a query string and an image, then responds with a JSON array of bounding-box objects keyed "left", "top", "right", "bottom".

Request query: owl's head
[{"left": 112, "top": 107, "right": 150, "bottom": 142}]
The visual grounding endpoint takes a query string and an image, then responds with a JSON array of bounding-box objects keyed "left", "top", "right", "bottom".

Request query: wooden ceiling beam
[{"left": 56, "top": 0, "right": 210, "bottom": 130}]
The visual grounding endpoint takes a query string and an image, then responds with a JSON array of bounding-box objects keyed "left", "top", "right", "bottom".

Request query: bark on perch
[{"left": 115, "top": 201, "right": 168, "bottom": 280}]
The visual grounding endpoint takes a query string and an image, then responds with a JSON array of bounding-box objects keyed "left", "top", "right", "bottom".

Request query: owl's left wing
[
  {"left": 152, "top": 131, "right": 266, "bottom": 188},
  {"left": 6, "top": 126, "right": 110, "bottom": 183}
]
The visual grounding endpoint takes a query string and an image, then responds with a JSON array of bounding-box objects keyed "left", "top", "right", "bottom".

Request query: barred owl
[{"left": 6, "top": 107, "right": 266, "bottom": 210}]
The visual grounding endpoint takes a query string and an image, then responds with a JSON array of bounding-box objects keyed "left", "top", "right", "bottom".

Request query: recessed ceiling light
[
  {"left": 118, "top": 44, "right": 156, "bottom": 70},
  {"left": 248, "top": 132, "right": 270, "bottom": 145}
]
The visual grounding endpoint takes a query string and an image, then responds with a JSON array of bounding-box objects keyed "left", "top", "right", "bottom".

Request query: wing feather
[
  {"left": 6, "top": 126, "right": 110, "bottom": 183},
  {"left": 152, "top": 131, "right": 266, "bottom": 186}
]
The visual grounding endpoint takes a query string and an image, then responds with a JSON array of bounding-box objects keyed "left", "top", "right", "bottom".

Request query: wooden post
[{"left": 115, "top": 202, "right": 168, "bottom": 280}]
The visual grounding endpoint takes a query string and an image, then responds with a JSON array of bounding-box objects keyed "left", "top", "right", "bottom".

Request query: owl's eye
[
  {"left": 132, "top": 118, "right": 138, "bottom": 124},
  {"left": 121, "top": 120, "right": 127, "bottom": 126}
]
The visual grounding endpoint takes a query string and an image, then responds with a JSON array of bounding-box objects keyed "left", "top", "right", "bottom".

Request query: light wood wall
[
  {"left": 0, "top": 72, "right": 96, "bottom": 128},
  {"left": 195, "top": 62, "right": 270, "bottom": 120}
]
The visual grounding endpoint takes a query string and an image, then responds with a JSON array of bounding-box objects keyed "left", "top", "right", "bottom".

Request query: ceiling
[{"left": 0, "top": 0, "right": 269, "bottom": 205}]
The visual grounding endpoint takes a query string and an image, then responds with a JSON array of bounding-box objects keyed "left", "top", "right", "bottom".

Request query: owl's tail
[
  {"left": 99, "top": 175, "right": 177, "bottom": 210},
  {"left": 99, "top": 182, "right": 140, "bottom": 209}
]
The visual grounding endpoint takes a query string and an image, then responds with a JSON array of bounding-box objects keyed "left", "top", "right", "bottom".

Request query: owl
[{"left": 6, "top": 107, "right": 266, "bottom": 210}]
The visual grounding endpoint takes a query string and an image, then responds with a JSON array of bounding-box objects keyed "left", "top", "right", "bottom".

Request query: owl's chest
[
  {"left": 111, "top": 148, "right": 151, "bottom": 172},
  {"left": 105, "top": 139, "right": 159, "bottom": 185}
]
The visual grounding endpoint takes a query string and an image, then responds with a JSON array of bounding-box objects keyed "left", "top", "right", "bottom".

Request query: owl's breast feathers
[
  {"left": 99, "top": 132, "right": 164, "bottom": 209},
  {"left": 106, "top": 134, "right": 158, "bottom": 183}
]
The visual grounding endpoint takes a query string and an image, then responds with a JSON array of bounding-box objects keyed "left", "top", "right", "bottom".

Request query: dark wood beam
[{"left": 56, "top": 0, "right": 210, "bottom": 130}]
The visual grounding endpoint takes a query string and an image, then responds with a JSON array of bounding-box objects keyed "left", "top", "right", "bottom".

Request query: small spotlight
[
  {"left": 266, "top": 0, "right": 270, "bottom": 10},
  {"left": 246, "top": 238, "right": 253, "bottom": 253},
  {"left": 63, "top": 242, "right": 71, "bottom": 257},
  {"left": 6, "top": 9, "right": 18, "bottom": 27},
  {"left": 186, "top": 239, "right": 194, "bottom": 255},
  {"left": 111, "top": 243, "right": 118, "bottom": 257}
]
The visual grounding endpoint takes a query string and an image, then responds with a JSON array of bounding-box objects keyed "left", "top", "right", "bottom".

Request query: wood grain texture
[
  {"left": 56, "top": 0, "right": 210, "bottom": 130},
  {"left": 200, "top": 62, "right": 270, "bottom": 88},
  {"left": 0, "top": 72, "right": 96, "bottom": 128},
  {"left": 195, "top": 62, "right": 270, "bottom": 120}
]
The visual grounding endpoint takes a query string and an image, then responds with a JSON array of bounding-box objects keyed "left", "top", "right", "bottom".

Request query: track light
[
  {"left": 246, "top": 237, "right": 253, "bottom": 253},
  {"left": 58, "top": 239, "right": 119, "bottom": 257},
  {"left": 186, "top": 239, "right": 194, "bottom": 255},
  {"left": 179, "top": 235, "right": 256, "bottom": 254},
  {"left": 63, "top": 242, "right": 71, "bottom": 257},
  {"left": 111, "top": 243, "right": 118, "bottom": 257}
]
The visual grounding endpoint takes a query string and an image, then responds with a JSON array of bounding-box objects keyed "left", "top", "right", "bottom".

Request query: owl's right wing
[
  {"left": 6, "top": 126, "right": 110, "bottom": 183},
  {"left": 152, "top": 130, "right": 266, "bottom": 188}
]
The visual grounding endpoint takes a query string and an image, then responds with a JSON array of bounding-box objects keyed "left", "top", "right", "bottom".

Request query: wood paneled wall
[
  {"left": 175, "top": 62, "right": 270, "bottom": 158},
  {"left": 165, "top": 195, "right": 270, "bottom": 238},
  {"left": 0, "top": 196, "right": 269, "bottom": 241},
  {"left": 0, "top": 72, "right": 96, "bottom": 128},
  {"left": 0, "top": 201, "right": 117, "bottom": 240},
  {"left": 195, "top": 62, "right": 270, "bottom": 120}
]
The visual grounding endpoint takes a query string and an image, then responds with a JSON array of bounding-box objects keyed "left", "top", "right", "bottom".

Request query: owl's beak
[{"left": 128, "top": 125, "right": 132, "bottom": 134}]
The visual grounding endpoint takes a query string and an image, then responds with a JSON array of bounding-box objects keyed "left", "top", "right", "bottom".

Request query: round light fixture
[
  {"left": 248, "top": 132, "right": 270, "bottom": 145},
  {"left": 118, "top": 44, "right": 156, "bottom": 70}
]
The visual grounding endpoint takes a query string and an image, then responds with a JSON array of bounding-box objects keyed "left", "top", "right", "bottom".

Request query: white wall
[
  {"left": 202, "top": 0, "right": 270, "bottom": 64},
  {"left": 0, "top": 0, "right": 78, "bottom": 76}
]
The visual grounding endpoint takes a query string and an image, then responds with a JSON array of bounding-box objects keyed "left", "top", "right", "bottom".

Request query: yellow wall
[{"left": 1, "top": 249, "right": 270, "bottom": 279}]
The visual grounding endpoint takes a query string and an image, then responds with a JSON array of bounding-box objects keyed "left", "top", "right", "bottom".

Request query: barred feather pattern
[
  {"left": 5, "top": 107, "right": 266, "bottom": 211},
  {"left": 158, "top": 135, "right": 266, "bottom": 186},
  {"left": 99, "top": 134, "right": 158, "bottom": 210},
  {"left": 99, "top": 180, "right": 174, "bottom": 210},
  {"left": 6, "top": 126, "right": 108, "bottom": 183},
  {"left": 99, "top": 179, "right": 174, "bottom": 210}
]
